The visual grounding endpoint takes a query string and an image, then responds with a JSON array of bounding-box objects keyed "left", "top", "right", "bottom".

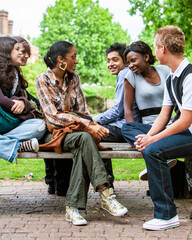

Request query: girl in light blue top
[{"left": 123, "top": 40, "right": 170, "bottom": 125}]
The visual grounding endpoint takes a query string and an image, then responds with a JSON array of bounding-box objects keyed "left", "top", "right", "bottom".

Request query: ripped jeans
[{"left": 0, "top": 119, "right": 46, "bottom": 163}]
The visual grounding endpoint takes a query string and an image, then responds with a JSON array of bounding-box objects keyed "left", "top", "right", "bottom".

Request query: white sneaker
[
  {"left": 18, "top": 138, "right": 39, "bottom": 153},
  {"left": 143, "top": 215, "right": 180, "bottom": 230},
  {"left": 65, "top": 206, "right": 87, "bottom": 226},
  {"left": 139, "top": 168, "right": 148, "bottom": 181},
  {"left": 139, "top": 159, "right": 178, "bottom": 181}
]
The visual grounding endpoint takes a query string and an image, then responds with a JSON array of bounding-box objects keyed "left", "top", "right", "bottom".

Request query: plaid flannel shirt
[{"left": 36, "top": 68, "right": 90, "bottom": 127}]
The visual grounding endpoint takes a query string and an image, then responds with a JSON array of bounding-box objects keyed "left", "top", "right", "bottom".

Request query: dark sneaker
[
  {"left": 56, "top": 191, "right": 66, "bottom": 196},
  {"left": 18, "top": 138, "right": 39, "bottom": 152},
  {"left": 48, "top": 184, "right": 55, "bottom": 194}
]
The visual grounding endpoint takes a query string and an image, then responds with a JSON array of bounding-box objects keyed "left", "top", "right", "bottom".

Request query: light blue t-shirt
[{"left": 125, "top": 65, "right": 170, "bottom": 125}]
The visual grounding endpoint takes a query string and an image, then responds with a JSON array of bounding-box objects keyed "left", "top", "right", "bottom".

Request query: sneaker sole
[
  {"left": 167, "top": 159, "right": 177, "bottom": 169},
  {"left": 32, "top": 138, "right": 39, "bottom": 152},
  {"left": 143, "top": 222, "right": 179, "bottom": 230},
  {"left": 140, "top": 159, "right": 178, "bottom": 181},
  {"left": 101, "top": 206, "right": 128, "bottom": 217},
  {"left": 139, "top": 169, "right": 148, "bottom": 181},
  {"left": 65, "top": 218, "right": 87, "bottom": 226}
]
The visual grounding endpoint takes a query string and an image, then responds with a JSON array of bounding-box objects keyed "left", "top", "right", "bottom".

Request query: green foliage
[
  {"left": 21, "top": 60, "right": 46, "bottom": 97},
  {"left": 33, "top": 0, "right": 130, "bottom": 85},
  {"left": 0, "top": 157, "right": 184, "bottom": 181},
  {"left": 83, "top": 85, "right": 115, "bottom": 113},
  {"left": 83, "top": 85, "right": 115, "bottom": 99},
  {"left": 112, "top": 158, "right": 146, "bottom": 180},
  {"left": 86, "top": 96, "right": 104, "bottom": 113},
  {"left": 128, "top": 0, "right": 192, "bottom": 59},
  {"left": 0, "top": 159, "right": 45, "bottom": 181},
  {"left": 0, "top": 158, "right": 146, "bottom": 181}
]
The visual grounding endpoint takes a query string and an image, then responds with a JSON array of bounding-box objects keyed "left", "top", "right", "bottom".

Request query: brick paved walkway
[{"left": 0, "top": 180, "right": 191, "bottom": 240}]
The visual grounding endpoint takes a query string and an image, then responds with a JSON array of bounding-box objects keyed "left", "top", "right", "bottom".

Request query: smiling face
[
  {"left": 64, "top": 46, "right": 78, "bottom": 73},
  {"left": 10, "top": 43, "right": 29, "bottom": 67},
  {"left": 107, "top": 51, "right": 125, "bottom": 75},
  {"left": 126, "top": 51, "right": 149, "bottom": 75}
]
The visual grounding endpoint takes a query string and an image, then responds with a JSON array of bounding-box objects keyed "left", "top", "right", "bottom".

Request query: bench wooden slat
[
  {"left": 17, "top": 150, "right": 143, "bottom": 159},
  {"left": 17, "top": 142, "right": 143, "bottom": 159}
]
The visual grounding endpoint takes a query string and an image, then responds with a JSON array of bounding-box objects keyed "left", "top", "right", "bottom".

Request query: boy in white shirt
[{"left": 135, "top": 25, "right": 192, "bottom": 230}]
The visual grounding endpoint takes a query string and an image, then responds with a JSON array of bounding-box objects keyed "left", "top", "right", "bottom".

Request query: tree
[
  {"left": 128, "top": 0, "right": 192, "bottom": 57},
  {"left": 33, "top": 0, "right": 131, "bottom": 85}
]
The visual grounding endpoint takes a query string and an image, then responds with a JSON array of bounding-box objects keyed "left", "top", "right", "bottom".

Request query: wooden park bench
[
  {"left": 16, "top": 141, "right": 192, "bottom": 209},
  {"left": 17, "top": 142, "right": 143, "bottom": 160}
]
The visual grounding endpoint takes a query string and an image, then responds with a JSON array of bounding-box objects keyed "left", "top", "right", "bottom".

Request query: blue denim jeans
[
  {"left": 102, "top": 124, "right": 126, "bottom": 143},
  {"left": 1, "top": 119, "right": 46, "bottom": 163},
  {"left": 101, "top": 124, "right": 126, "bottom": 186},
  {"left": 121, "top": 122, "right": 152, "bottom": 148},
  {"left": 122, "top": 122, "right": 192, "bottom": 220}
]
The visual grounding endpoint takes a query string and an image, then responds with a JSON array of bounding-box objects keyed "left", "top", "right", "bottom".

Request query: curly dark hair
[{"left": 0, "top": 36, "right": 29, "bottom": 94}]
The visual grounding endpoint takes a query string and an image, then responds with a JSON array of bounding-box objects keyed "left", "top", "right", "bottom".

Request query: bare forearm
[
  {"left": 147, "top": 115, "right": 170, "bottom": 136},
  {"left": 152, "top": 112, "right": 192, "bottom": 142},
  {"left": 147, "top": 105, "right": 173, "bottom": 136},
  {"left": 135, "top": 109, "right": 192, "bottom": 151},
  {"left": 125, "top": 109, "right": 135, "bottom": 122}
]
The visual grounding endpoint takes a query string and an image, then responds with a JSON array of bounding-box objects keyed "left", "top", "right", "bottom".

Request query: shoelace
[
  {"left": 108, "top": 195, "right": 122, "bottom": 209},
  {"left": 19, "top": 140, "right": 33, "bottom": 152},
  {"left": 72, "top": 208, "right": 84, "bottom": 219},
  {"left": 151, "top": 219, "right": 162, "bottom": 224}
]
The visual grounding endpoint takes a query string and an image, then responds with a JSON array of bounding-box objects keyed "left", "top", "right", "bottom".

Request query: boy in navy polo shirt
[{"left": 134, "top": 25, "right": 192, "bottom": 230}]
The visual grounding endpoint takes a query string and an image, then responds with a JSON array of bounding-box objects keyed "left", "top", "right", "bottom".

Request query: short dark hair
[
  {"left": 106, "top": 42, "right": 127, "bottom": 63},
  {"left": 123, "top": 41, "right": 156, "bottom": 65}
]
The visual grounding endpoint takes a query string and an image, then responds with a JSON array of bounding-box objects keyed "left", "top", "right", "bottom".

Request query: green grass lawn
[{"left": 0, "top": 158, "right": 146, "bottom": 181}]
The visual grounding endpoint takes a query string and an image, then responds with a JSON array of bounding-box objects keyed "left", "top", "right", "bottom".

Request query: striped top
[{"left": 36, "top": 68, "right": 90, "bottom": 127}]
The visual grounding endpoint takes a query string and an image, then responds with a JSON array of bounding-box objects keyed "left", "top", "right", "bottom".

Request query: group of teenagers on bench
[{"left": 0, "top": 25, "right": 191, "bottom": 230}]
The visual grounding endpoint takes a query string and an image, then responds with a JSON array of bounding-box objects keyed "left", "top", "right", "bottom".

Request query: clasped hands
[{"left": 134, "top": 134, "right": 154, "bottom": 152}]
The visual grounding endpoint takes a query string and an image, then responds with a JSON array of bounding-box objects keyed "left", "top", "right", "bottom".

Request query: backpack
[
  {"left": 171, "top": 159, "right": 192, "bottom": 199},
  {"left": 0, "top": 106, "right": 20, "bottom": 134}
]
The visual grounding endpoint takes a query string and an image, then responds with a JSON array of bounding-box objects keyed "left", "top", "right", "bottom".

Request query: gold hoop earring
[{"left": 59, "top": 62, "right": 67, "bottom": 71}]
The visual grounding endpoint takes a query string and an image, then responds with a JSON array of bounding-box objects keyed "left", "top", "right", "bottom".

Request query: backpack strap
[{"left": 166, "top": 63, "right": 192, "bottom": 121}]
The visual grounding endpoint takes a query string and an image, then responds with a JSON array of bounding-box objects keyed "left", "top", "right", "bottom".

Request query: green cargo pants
[{"left": 63, "top": 131, "right": 109, "bottom": 209}]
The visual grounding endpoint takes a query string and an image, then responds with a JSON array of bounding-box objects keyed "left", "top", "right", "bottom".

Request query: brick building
[{"left": 0, "top": 10, "right": 13, "bottom": 36}]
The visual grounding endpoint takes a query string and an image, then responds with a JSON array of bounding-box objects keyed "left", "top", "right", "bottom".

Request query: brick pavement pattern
[{"left": 0, "top": 180, "right": 191, "bottom": 240}]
